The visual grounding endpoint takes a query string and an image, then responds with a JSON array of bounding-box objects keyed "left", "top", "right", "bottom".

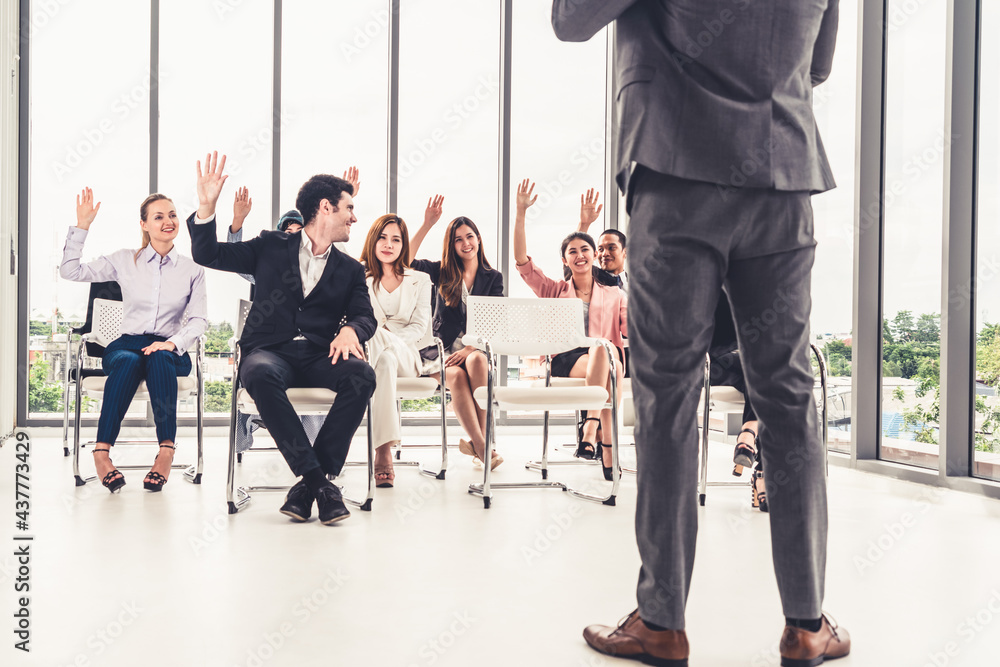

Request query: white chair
[
  {"left": 71, "top": 298, "right": 204, "bottom": 486},
  {"left": 389, "top": 323, "right": 449, "bottom": 479},
  {"left": 695, "top": 345, "right": 829, "bottom": 506},
  {"left": 462, "top": 296, "right": 622, "bottom": 509},
  {"left": 226, "top": 300, "right": 376, "bottom": 514}
]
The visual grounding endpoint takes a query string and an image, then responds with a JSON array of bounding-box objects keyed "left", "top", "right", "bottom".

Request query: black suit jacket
[
  {"left": 187, "top": 214, "right": 376, "bottom": 354},
  {"left": 411, "top": 259, "right": 504, "bottom": 353},
  {"left": 553, "top": 0, "right": 839, "bottom": 194}
]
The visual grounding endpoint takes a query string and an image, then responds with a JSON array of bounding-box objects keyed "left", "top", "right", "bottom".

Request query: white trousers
[{"left": 368, "top": 328, "right": 420, "bottom": 449}]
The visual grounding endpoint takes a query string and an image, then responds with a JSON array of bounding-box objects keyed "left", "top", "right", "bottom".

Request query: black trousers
[{"left": 240, "top": 340, "right": 375, "bottom": 477}]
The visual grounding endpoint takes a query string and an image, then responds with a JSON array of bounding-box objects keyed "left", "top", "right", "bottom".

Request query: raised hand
[
  {"left": 232, "top": 186, "right": 252, "bottom": 232},
  {"left": 76, "top": 187, "right": 101, "bottom": 230},
  {"left": 343, "top": 166, "right": 361, "bottom": 197},
  {"left": 516, "top": 179, "right": 538, "bottom": 213},
  {"left": 579, "top": 188, "right": 603, "bottom": 229},
  {"left": 196, "top": 151, "right": 229, "bottom": 218},
  {"left": 424, "top": 194, "right": 444, "bottom": 227}
]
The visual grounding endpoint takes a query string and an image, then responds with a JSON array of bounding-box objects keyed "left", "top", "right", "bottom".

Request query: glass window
[
  {"left": 157, "top": 0, "right": 274, "bottom": 413},
  {"left": 812, "top": 0, "right": 859, "bottom": 453},
  {"left": 281, "top": 0, "right": 389, "bottom": 260},
  {"left": 879, "top": 0, "right": 947, "bottom": 469},
  {"left": 974, "top": 0, "right": 1000, "bottom": 481},
  {"left": 506, "top": 2, "right": 608, "bottom": 396},
  {"left": 28, "top": 0, "right": 150, "bottom": 417},
  {"left": 397, "top": 0, "right": 500, "bottom": 269}
]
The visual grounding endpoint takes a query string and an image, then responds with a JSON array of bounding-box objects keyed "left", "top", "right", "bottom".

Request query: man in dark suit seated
[
  {"left": 554, "top": 1, "right": 848, "bottom": 666},
  {"left": 187, "top": 152, "right": 376, "bottom": 525}
]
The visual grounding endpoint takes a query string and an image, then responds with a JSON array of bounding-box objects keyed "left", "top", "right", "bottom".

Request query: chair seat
[
  {"left": 396, "top": 377, "right": 441, "bottom": 400},
  {"left": 81, "top": 375, "right": 198, "bottom": 399},
  {"left": 236, "top": 387, "right": 338, "bottom": 413},
  {"left": 474, "top": 385, "right": 609, "bottom": 411}
]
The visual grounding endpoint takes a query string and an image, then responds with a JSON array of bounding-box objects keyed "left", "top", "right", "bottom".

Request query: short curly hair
[{"left": 295, "top": 174, "right": 352, "bottom": 225}]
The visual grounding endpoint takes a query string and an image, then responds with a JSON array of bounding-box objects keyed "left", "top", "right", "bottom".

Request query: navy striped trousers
[{"left": 96, "top": 334, "right": 193, "bottom": 445}]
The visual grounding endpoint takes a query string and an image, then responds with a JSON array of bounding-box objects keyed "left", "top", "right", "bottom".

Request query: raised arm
[
  {"left": 188, "top": 152, "right": 258, "bottom": 274},
  {"left": 60, "top": 188, "right": 118, "bottom": 283},
  {"left": 342, "top": 166, "right": 361, "bottom": 197},
  {"left": 551, "top": 0, "right": 639, "bottom": 42},
  {"left": 577, "top": 188, "right": 603, "bottom": 233},
  {"left": 811, "top": 0, "right": 840, "bottom": 86},
  {"left": 230, "top": 186, "right": 251, "bottom": 235},
  {"left": 409, "top": 194, "right": 444, "bottom": 263},
  {"left": 513, "top": 178, "right": 537, "bottom": 266}
]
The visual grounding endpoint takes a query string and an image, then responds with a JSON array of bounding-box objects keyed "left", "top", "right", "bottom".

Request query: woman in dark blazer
[{"left": 410, "top": 196, "right": 504, "bottom": 469}]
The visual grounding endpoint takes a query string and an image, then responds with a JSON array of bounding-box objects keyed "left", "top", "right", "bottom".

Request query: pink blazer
[{"left": 517, "top": 257, "right": 628, "bottom": 364}]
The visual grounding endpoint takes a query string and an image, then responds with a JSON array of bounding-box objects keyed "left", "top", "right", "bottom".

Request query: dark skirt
[{"left": 551, "top": 345, "right": 624, "bottom": 378}]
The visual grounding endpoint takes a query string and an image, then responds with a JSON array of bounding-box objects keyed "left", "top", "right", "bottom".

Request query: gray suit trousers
[{"left": 627, "top": 167, "right": 828, "bottom": 629}]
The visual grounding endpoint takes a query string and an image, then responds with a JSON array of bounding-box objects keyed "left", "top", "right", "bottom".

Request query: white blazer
[{"left": 365, "top": 268, "right": 433, "bottom": 349}]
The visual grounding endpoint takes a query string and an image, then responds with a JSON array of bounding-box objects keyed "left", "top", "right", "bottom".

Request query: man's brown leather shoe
[
  {"left": 583, "top": 609, "right": 689, "bottom": 666},
  {"left": 779, "top": 614, "right": 851, "bottom": 666}
]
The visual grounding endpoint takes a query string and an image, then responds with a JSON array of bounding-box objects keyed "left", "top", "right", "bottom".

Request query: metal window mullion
[
  {"left": 496, "top": 0, "right": 512, "bottom": 424},
  {"left": 387, "top": 0, "right": 400, "bottom": 214},
  {"left": 605, "top": 25, "right": 620, "bottom": 231},
  {"left": 272, "top": 0, "right": 282, "bottom": 223},
  {"left": 149, "top": 0, "right": 159, "bottom": 193},
  {"left": 939, "top": 0, "right": 979, "bottom": 478},
  {"left": 852, "top": 0, "right": 888, "bottom": 463}
]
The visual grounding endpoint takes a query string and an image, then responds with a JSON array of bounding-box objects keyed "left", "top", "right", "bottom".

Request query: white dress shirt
[{"left": 60, "top": 227, "right": 208, "bottom": 355}]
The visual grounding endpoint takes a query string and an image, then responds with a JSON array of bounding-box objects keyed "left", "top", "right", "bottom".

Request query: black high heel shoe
[
  {"left": 93, "top": 447, "right": 125, "bottom": 493},
  {"left": 733, "top": 427, "right": 758, "bottom": 469},
  {"left": 143, "top": 443, "right": 175, "bottom": 492},
  {"left": 751, "top": 467, "right": 768, "bottom": 513},
  {"left": 596, "top": 443, "right": 619, "bottom": 481},
  {"left": 576, "top": 416, "right": 602, "bottom": 459}
]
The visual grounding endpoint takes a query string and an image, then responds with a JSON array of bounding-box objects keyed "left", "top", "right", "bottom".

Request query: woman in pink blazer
[{"left": 513, "top": 179, "right": 627, "bottom": 480}]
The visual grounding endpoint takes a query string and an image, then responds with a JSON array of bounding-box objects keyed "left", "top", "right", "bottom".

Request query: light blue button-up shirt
[{"left": 60, "top": 227, "right": 208, "bottom": 355}]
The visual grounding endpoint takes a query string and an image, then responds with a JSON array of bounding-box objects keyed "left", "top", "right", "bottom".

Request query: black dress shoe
[
  {"left": 279, "top": 479, "right": 314, "bottom": 522},
  {"left": 315, "top": 484, "right": 351, "bottom": 524}
]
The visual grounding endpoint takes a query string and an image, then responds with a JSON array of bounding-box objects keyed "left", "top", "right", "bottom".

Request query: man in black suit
[
  {"left": 553, "top": 2, "right": 848, "bottom": 665},
  {"left": 188, "top": 152, "right": 376, "bottom": 525}
]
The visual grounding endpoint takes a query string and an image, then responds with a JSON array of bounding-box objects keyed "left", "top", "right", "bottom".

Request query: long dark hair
[
  {"left": 361, "top": 214, "right": 411, "bottom": 290},
  {"left": 439, "top": 216, "right": 491, "bottom": 308}
]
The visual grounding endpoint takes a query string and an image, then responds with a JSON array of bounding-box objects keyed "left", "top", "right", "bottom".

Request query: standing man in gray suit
[{"left": 553, "top": 2, "right": 849, "bottom": 666}]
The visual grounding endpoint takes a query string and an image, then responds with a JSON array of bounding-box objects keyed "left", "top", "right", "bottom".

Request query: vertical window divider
[
  {"left": 939, "top": 0, "right": 979, "bottom": 479},
  {"left": 272, "top": 0, "right": 282, "bottom": 224},
  {"left": 387, "top": 0, "right": 399, "bottom": 214},
  {"left": 853, "top": 0, "right": 889, "bottom": 463}
]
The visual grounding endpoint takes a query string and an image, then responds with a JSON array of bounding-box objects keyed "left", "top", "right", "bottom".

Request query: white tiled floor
[{"left": 3, "top": 426, "right": 1000, "bottom": 667}]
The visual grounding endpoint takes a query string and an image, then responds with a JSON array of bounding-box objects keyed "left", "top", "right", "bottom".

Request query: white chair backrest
[
  {"left": 465, "top": 296, "right": 588, "bottom": 356},
  {"left": 235, "top": 299, "right": 253, "bottom": 339},
  {"left": 91, "top": 299, "right": 124, "bottom": 348}
]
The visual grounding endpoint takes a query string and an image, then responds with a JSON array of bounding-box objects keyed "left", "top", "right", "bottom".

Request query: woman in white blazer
[{"left": 360, "top": 214, "right": 433, "bottom": 487}]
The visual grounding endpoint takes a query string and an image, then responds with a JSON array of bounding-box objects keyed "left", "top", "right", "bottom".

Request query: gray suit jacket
[{"left": 552, "top": 0, "right": 839, "bottom": 194}]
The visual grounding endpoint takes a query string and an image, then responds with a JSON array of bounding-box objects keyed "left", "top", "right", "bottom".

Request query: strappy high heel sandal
[
  {"left": 576, "top": 416, "right": 601, "bottom": 459},
  {"left": 596, "top": 443, "right": 619, "bottom": 481},
  {"left": 751, "top": 467, "right": 768, "bottom": 513},
  {"left": 733, "top": 427, "right": 758, "bottom": 470},
  {"left": 143, "top": 443, "right": 175, "bottom": 492},
  {"left": 375, "top": 464, "right": 396, "bottom": 488},
  {"left": 93, "top": 447, "right": 125, "bottom": 493}
]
